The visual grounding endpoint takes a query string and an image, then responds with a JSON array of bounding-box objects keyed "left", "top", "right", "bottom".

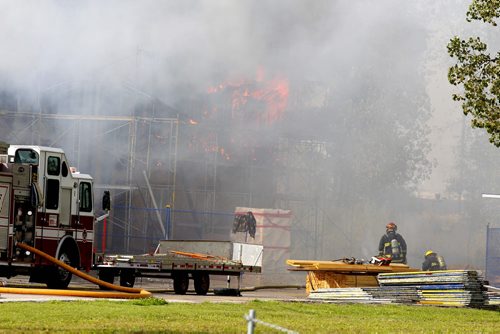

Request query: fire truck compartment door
[
  {"left": 0, "top": 176, "right": 12, "bottom": 250},
  {"left": 60, "top": 188, "right": 71, "bottom": 226}
]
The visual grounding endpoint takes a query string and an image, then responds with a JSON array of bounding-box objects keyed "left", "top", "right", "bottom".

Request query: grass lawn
[{"left": 0, "top": 298, "right": 498, "bottom": 333}]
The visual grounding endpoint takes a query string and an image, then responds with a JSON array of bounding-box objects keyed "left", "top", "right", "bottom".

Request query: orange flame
[{"left": 208, "top": 68, "right": 289, "bottom": 125}]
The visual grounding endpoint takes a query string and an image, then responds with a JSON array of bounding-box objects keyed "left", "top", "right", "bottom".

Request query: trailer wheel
[
  {"left": 173, "top": 272, "right": 189, "bottom": 295},
  {"left": 194, "top": 272, "right": 210, "bottom": 295},
  {"left": 98, "top": 269, "right": 115, "bottom": 290},
  {"left": 120, "top": 269, "right": 135, "bottom": 288}
]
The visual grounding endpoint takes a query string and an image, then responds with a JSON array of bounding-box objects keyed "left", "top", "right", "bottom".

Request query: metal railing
[{"left": 244, "top": 309, "right": 298, "bottom": 334}]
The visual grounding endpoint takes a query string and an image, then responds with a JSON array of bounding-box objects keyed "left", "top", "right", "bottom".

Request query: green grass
[{"left": 0, "top": 298, "right": 498, "bottom": 333}]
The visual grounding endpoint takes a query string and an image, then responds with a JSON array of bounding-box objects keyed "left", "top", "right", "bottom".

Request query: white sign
[{"left": 48, "top": 214, "right": 58, "bottom": 227}]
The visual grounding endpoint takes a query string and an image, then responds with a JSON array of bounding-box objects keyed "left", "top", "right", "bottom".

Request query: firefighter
[
  {"left": 422, "top": 250, "right": 447, "bottom": 271},
  {"left": 378, "top": 222, "right": 407, "bottom": 264}
]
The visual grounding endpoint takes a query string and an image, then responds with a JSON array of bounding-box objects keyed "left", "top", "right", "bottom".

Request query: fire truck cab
[{"left": 0, "top": 143, "right": 96, "bottom": 288}]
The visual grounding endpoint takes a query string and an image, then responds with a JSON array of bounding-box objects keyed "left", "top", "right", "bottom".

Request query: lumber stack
[
  {"left": 485, "top": 291, "right": 500, "bottom": 307},
  {"left": 363, "top": 286, "right": 420, "bottom": 304},
  {"left": 286, "top": 259, "right": 414, "bottom": 273},
  {"left": 307, "top": 269, "right": 500, "bottom": 309},
  {"left": 286, "top": 259, "right": 417, "bottom": 293},
  {"left": 308, "top": 287, "right": 389, "bottom": 303},
  {"left": 309, "top": 286, "right": 419, "bottom": 304},
  {"left": 377, "top": 270, "right": 488, "bottom": 307},
  {"left": 305, "top": 271, "right": 379, "bottom": 292},
  {"left": 288, "top": 259, "right": 499, "bottom": 308}
]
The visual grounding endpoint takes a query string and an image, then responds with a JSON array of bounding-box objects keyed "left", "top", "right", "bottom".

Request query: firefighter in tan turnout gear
[
  {"left": 422, "top": 250, "right": 447, "bottom": 271},
  {"left": 378, "top": 222, "right": 407, "bottom": 264}
]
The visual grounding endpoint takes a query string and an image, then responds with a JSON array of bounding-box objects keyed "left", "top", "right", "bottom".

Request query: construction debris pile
[{"left": 309, "top": 270, "right": 500, "bottom": 308}]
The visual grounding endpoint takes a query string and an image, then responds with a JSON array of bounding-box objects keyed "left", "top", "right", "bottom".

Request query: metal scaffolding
[
  {"left": 0, "top": 110, "right": 178, "bottom": 253},
  {"left": 0, "top": 80, "right": 335, "bottom": 257}
]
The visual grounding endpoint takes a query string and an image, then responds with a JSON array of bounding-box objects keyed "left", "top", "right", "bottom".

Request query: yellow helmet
[{"left": 425, "top": 250, "right": 434, "bottom": 257}]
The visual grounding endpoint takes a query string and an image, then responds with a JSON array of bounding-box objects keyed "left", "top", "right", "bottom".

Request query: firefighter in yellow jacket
[
  {"left": 422, "top": 250, "right": 447, "bottom": 271},
  {"left": 378, "top": 222, "right": 407, "bottom": 264}
]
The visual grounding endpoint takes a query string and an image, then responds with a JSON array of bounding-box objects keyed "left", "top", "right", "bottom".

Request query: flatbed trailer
[{"left": 95, "top": 240, "right": 263, "bottom": 295}]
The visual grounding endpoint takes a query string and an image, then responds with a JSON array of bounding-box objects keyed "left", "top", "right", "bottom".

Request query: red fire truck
[
  {"left": 0, "top": 142, "right": 103, "bottom": 288},
  {"left": 0, "top": 142, "right": 262, "bottom": 294}
]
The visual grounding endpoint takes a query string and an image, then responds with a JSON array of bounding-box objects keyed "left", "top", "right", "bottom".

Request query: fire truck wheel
[
  {"left": 46, "top": 249, "right": 75, "bottom": 289},
  {"left": 194, "top": 272, "right": 210, "bottom": 295},
  {"left": 119, "top": 269, "right": 135, "bottom": 288},
  {"left": 98, "top": 270, "right": 115, "bottom": 290},
  {"left": 173, "top": 272, "right": 189, "bottom": 295}
]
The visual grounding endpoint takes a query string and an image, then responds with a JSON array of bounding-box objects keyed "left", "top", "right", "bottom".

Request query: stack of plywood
[
  {"left": 378, "top": 270, "right": 489, "bottom": 307},
  {"left": 305, "top": 271, "right": 379, "bottom": 293},
  {"left": 286, "top": 259, "right": 418, "bottom": 293}
]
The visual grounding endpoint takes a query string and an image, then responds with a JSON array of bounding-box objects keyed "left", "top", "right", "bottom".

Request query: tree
[{"left": 448, "top": 0, "right": 500, "bottom": 146}]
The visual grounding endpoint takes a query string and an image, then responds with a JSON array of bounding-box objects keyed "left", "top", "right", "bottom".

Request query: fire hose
[{"left": 0, "top": 243, "right": 151, "bottom": 299}]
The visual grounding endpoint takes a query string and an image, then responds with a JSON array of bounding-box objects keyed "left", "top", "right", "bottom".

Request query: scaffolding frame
[
  {"left": 0, "top": 110, "right": 178, "bottom": 253},
  {"left": 0, "top": 109, "right": 336, "bottom": 257}
]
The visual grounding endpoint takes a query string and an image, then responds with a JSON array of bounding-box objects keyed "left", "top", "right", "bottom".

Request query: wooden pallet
[{"left": 306, "top": 271, "right": 379, "bottom": 293}]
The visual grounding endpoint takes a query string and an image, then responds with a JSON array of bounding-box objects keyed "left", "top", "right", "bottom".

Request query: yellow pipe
[{"left": 0, "top": 243, "right": 152, "bottom": 299}]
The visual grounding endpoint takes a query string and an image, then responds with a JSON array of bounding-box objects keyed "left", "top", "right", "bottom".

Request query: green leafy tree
[{"left": 448, "top": 0, "right": 500, "bottom": 146}]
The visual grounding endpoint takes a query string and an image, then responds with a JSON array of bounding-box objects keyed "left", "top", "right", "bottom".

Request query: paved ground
[{"left": 0, "top": 276, "right": 308, "bottom": 303}]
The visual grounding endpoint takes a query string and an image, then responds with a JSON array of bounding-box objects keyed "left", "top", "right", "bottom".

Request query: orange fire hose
[{"left": 0, "top": 243, "right": 151, "bottom": 299}]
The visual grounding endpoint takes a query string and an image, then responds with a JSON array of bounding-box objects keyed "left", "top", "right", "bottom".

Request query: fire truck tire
[
  {"left": 46, "top": 247, "right": 77, "bottom": 289},
  {"left": 173, "top": 272, "right": 189, "bottom": 295},
  {"left": 193, "top": 272, "right": 210, "bottom": 295},
  {"left": 119, "top": 269, "right": 135, "bottom": 288},
  {"left": 98, "top": 270, "right": 115, "bottom": 290}
]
